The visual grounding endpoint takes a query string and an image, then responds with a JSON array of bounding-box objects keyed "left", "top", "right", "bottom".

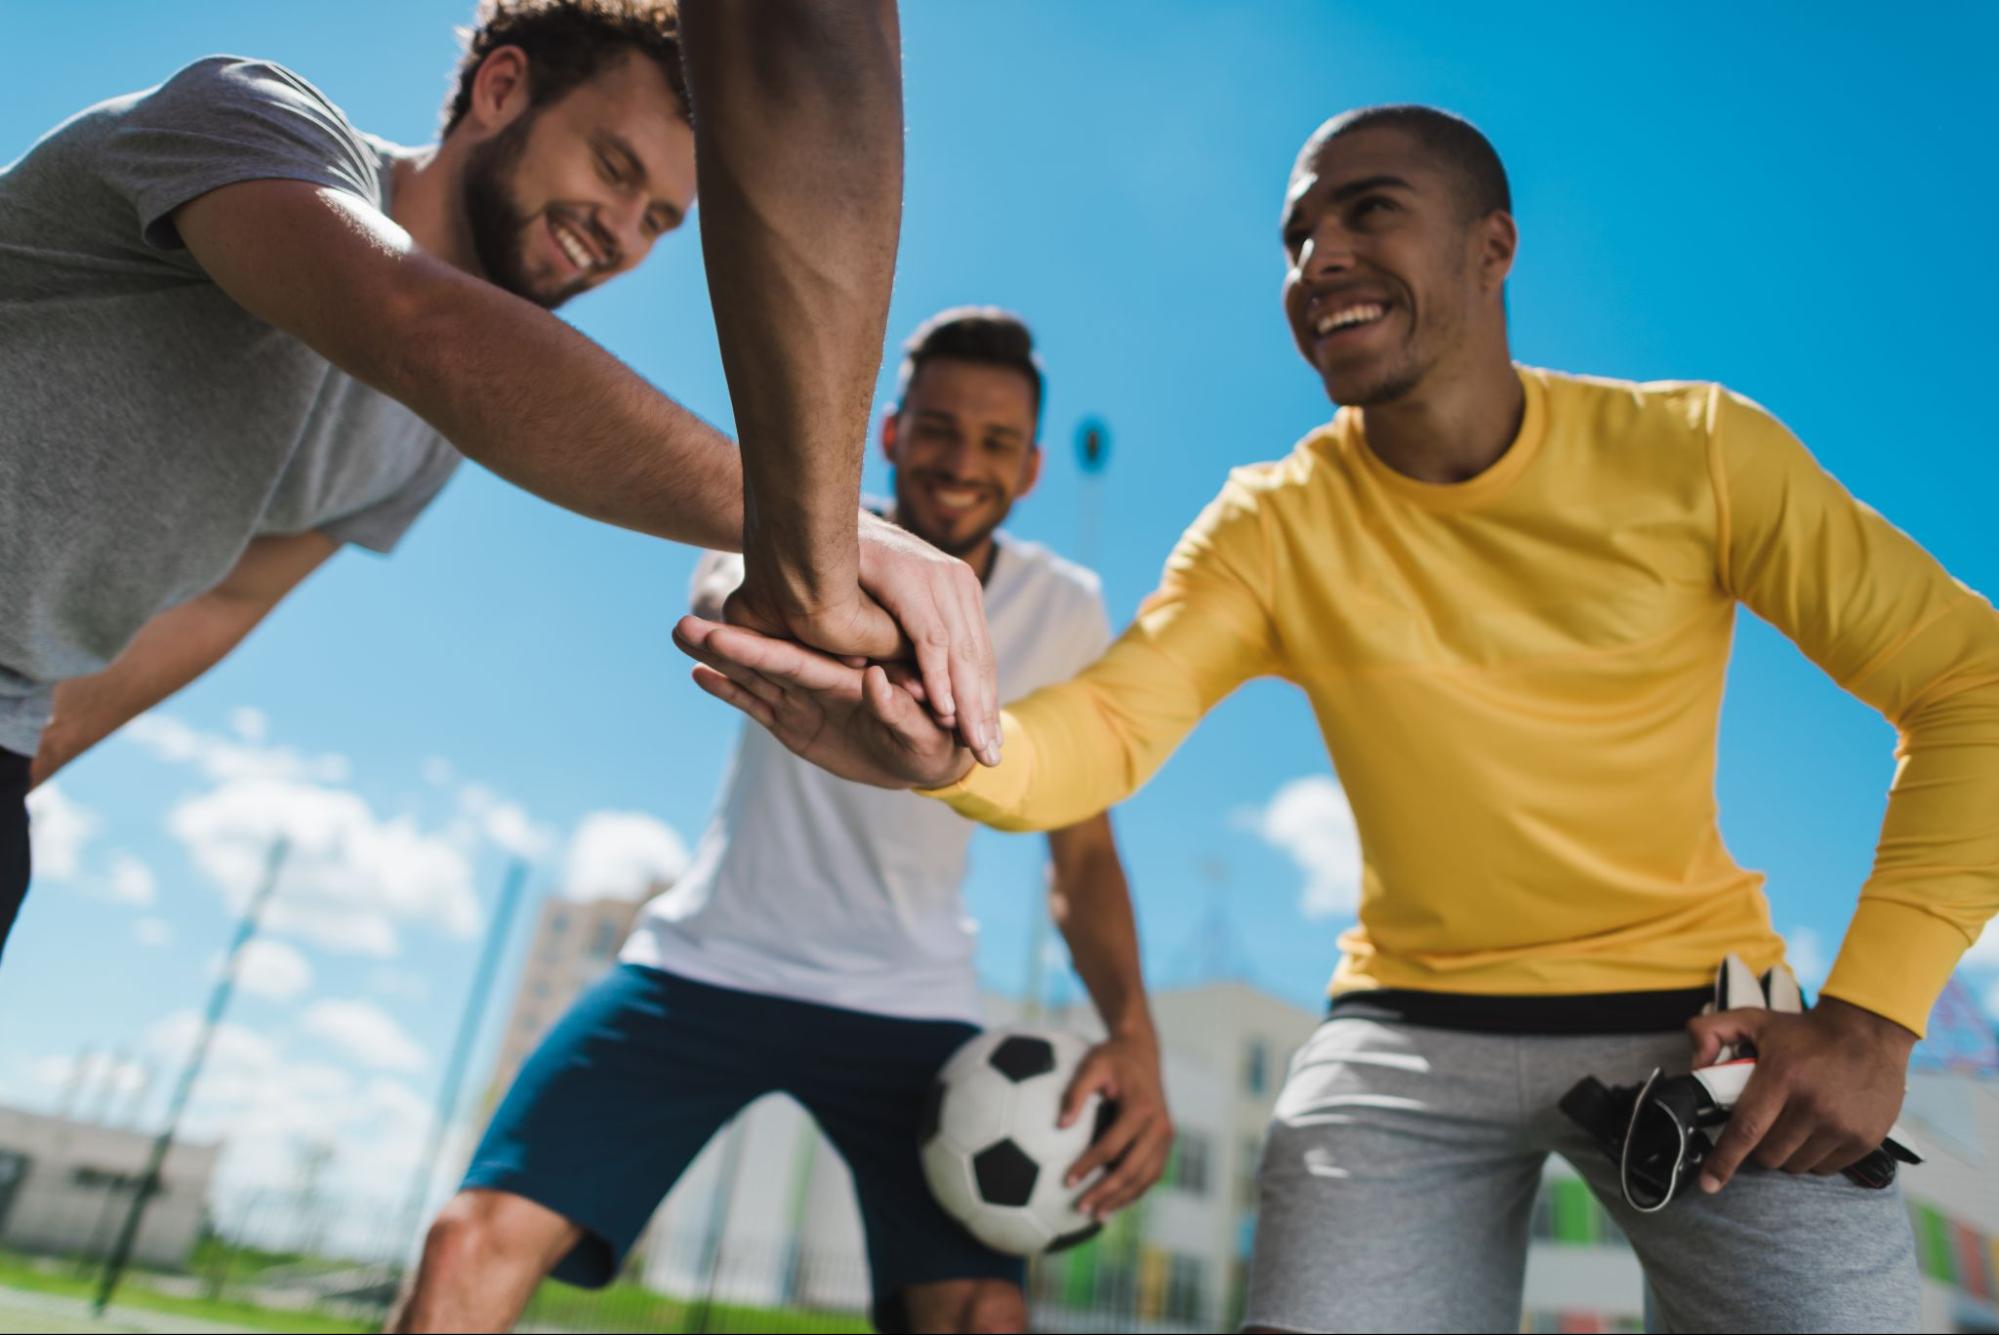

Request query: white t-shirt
[{"left": 622, "top": 532, "right": 1113, "bottom": 1022}]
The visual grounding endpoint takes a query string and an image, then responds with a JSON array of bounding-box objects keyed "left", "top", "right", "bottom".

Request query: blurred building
[
  {"left": 484, "top": 892, "right": 652, "bottom": 1105},
  {"left": 0, "top": 1105, "right": 218, "bottom": 1269}
]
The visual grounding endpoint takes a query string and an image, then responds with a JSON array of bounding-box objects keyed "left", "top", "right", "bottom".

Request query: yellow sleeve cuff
[
  {"left": 917, "top": 713, "right": 1041, "bottom": 832},
  {"left": 1820, "top": 898, "right": 1974, "bottom": 1038}
]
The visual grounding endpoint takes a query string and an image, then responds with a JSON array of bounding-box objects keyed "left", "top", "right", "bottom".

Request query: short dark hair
[
  {"left": 896, "top": 307, "right": 1046, "bottom": 426},
  {"left": 442, "top": 0, "right": 688, "bottom": 135},
  {"left": 1320, "top": 104, "right": 1510, "bottom": 219}
]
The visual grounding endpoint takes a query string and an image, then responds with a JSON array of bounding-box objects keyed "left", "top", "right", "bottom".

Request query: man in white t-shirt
[{"left": 398, "top": 309, "right": 1171, "bottom": 1334}]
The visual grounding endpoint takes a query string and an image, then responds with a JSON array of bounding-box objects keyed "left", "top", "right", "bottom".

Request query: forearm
[
  {"left": 1051, "top": 849, "right": 1156, "bottom": 1043},
  {"left": 380, "top": 270, "right": 744, "bottom": 551},
  {"left": 1823, "top": 668, "right": 1999, "bottom": 1033},
  {"left": 34, "top": 592, "right": 269, "bottom": 785},
  {"left": 679, "top": 0, "right": 903, "bottom": 604}
]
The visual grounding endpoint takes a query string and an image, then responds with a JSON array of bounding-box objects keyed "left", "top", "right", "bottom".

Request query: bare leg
[
  {"left": 385, "top": 1188, "right": 583, "bottom": 1333},
  {"left": 896, "top": 1277, "right": 1029, "bottom": 1334}
]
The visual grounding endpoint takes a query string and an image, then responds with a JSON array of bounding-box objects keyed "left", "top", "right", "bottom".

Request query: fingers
[
  {"left": 1699, "top": 1067, "right": 1785, "bottom": 1193},
  {"left": 1074, "top": 1109, "right": 1172, "bottom": 1218},
  {"left": 691, "top": 665, "right": 776, "bottom": 729},
  {"left": 1058, "top": 1054, "right": 1115, "bottom": 1132},
  {"left": 1749, "top": 1102, "right": 1817, "bottom": 1173},
  {"left": 675, "top": 616, "right": 856, "bottom": 694},
  {"left": 1686, "top": 1008, "right": 1768, "bottom": 1067},
  {"left": 945, "top": 573, "right": 999, "bottom": 767}
]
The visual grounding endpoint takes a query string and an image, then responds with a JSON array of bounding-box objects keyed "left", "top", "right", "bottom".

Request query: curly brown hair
[{"left": 441, "top": 0, "right": 688, "bottom": 135}]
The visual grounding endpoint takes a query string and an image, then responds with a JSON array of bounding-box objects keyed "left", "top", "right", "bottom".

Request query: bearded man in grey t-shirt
[{"left": 0, "top": 0, "right": 1004, "bottom": 958}]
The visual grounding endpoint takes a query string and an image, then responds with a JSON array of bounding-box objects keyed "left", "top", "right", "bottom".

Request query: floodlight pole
[
  {"left": 92, "top": 836, "right": 289, "bottom": 1316},
  {"left": 394, "top": 856, "right": 529, "bottom": 1269}
]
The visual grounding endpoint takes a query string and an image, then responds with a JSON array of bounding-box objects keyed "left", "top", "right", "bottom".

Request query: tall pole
[
  {"left": 395, "top": 857, "right": 529, "bottom": 1267},
  {"left": 92, "top": 837, "right": 288, "bottom": 1316}
]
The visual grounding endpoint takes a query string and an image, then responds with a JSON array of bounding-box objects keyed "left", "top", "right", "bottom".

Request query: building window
[
  {"left": 1165, "top": 1254, "right": 1205, "bottom": 1323},
  {"left": 589, "top": 919, "right": 622, "bottom": 960},
  {"left": 1164, "top": 1132, "right": 1211, "bottom": 1196},
  {"left": 1238, "top": 1133, "right": 1263, "bottom": 1207},
  {"left": 548, "top": 909, "right": 569, "bottom": 935},
  {"left": 1242, "top": 1039, "right": 1269, "bottom": 1096}
]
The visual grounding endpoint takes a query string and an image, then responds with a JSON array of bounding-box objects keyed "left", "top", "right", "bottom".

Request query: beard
[
  {"left": 889, "top": 475, "right": 1006, "bottom": 561},
  {"left": 460, "top": 113, "right": 582, "bottom": 311}
]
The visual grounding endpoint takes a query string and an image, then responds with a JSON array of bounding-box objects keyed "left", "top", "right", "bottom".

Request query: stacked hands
[{"left": 730, "top": 511, "right": 1002, "bottom": 770}]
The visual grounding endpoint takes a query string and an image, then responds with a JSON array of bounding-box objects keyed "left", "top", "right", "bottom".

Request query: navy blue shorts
[{"left": 463, "top": 964, "right": 1023, "bottom": 1318}]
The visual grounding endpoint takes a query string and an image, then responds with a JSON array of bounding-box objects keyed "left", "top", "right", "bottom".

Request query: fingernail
[{"left": 1699, "top": 1175, "right": 1720, "bottom": 1194}]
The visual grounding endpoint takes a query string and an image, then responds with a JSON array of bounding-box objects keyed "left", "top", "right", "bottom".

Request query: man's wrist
[{"left": 1815, "top": 995, "right": 1919, "bottom": 1051}]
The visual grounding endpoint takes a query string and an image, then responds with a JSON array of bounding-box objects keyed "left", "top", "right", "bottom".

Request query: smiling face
[
  {"left": 1280, "top": 124, "right": 1510, "bottom": 406},
  {"left": 884, "top": 357, "right": 1043, "bottom": 565},
  {"left": 459, "top": 47, "right": 694, "bottom": 310}
]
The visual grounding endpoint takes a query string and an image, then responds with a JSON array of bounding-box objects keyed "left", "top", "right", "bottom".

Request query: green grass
[
  {"left": 0, "top": 1254, "right": 370, "bottom": 1334},
  {"left": 521, "top": 1276, "right": 871, "bottom": 1333}
]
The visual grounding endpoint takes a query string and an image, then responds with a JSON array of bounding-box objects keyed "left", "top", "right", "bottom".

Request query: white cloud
[
  {"left": 123, "top": 712, "right": 350, "bottom": 786},
  {"left": 1781, "top": 928, "right": 1829, "bottom": 992},
  {"left": 224, "top": 939, "right": 314, "bottom": 1003},
  {"left": 457, "top": 783, "right": 555, "bottom": 861},
  {"left": 561, "top": 811, "right": 688, "bottom": 902},
  {"left": 145, "top": 1009, "right": 281, "bottom": 1076},
  {"left": 228, "top": 707, "right": 269, "bottom": 745},
  {"left": 1966, "top": 920, "right": 1999, "bottom": 967},
  {"left": 168, "top": 777, "right": 480, "bottom": 957},
  {"left": 104, "top": 851, "right": 157, "bottom": 907},
  {"left": 301, "top": 999, "right": 427, "bottom": 1074},
  {"left": 1985, "top": 979, "right": 1999, "bottom": 1025},
  {"left": 24, "top": 782, "right": 97, "bottom": 881},
  {"left": 1242, "top": 774, "right": 1362, "bottom": 918},
  {"left": 134, "top": 917, "right": 173, "bottom": 948},
  {"left": 32, "top": 1052, "right": 147, "bottom": 1102},
  {"left": 422, "top": 757, "right": 455, "bottom": 789}
]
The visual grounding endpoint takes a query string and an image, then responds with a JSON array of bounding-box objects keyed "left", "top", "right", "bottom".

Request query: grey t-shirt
[{"left": 0, "top": 57, "right": 461, "bottom": 754}]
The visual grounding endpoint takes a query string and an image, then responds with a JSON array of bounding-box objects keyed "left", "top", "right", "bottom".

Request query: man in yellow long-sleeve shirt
[{"left": 674, "top": 105, "right": 1999, "bottom": 1331}]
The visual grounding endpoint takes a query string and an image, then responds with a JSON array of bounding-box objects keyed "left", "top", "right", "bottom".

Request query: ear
[
  {"left": 1476, "top": 210, "right": 1518, "bottom": 293},
  {"left": 465, "top": 45, "right": 534, "bottom": 135},
  {"left": 880, "top": 409, "right": 900, "bottom": 466},
  {"left": 1016, "top": 443, "right": 1044, "bottom": 501}
]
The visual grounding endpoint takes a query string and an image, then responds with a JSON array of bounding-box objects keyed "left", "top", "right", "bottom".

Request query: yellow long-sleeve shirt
[{"left": 928, "top": 367, "right": 1999, "bottom": 1035}]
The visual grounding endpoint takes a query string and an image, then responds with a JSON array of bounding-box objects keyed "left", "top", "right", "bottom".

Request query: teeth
[
  {"left": 1315, "top": 302, "right": 1385, "bottom": 335},
  {"left": 935, "top": 487, "right": 980, "bottom": 506},
  {"left": 553, "top": 221, "right": 593, "bottom": 271}
]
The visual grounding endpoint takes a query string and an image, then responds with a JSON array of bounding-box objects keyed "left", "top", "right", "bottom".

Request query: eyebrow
[
  {"left": 1283, "top": 172, "right": 1416, "bottom": 234},
  {"left": 598, "top": 132, "right": 685, "bottom": 228}
]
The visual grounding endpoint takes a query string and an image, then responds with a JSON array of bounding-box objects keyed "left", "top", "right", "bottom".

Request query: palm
[{"left": 674, "top": 617, "right": 969, "bottom": 790}]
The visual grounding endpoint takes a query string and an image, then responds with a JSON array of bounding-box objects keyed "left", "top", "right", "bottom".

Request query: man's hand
[
  {"left": 673, "top": 616, "right": 975, "bottom": 789},
  {"left": 727, "top": 513, "right": 1000, "bottom": 765},
  {"left": 1686, "top": 996, "right": 1917, "bottom": 1193},
  {"left": 1058, "top": 1032, "right": 1172, "bottom": 1220}
]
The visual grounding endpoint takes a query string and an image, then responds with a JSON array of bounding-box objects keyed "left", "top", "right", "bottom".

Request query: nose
[
  {"left": 595, "top": 199, "right": 650, "bottom": 275},
  {"left": 1299, "top": 220, "right": 1355, "bottom": 283}
]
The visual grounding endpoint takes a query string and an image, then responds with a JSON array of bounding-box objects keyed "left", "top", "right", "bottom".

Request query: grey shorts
[{"left": 1243, "top": 1010, "right": 1921, "bottom": 1333}]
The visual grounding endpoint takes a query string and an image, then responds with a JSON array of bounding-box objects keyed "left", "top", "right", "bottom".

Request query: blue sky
[{"left": 2, "top": 2, "right": 1995, "bottom": 1215}]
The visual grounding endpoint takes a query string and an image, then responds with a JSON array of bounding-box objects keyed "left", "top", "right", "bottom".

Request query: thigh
[
  {"left": 1245, "top": 1017, "right": 1545, "bottom": 1334},
  {"left": 791, "top": 1009, "right": 1023, "bottom": 1329},
  {"left": 1568, "top": 1148, "right": 1920, "bottom": 1333},
  {"left": 0, "top": 749, "right": 30, "bottom": 960},
  {"left": 1536, "top": 1033, "right": 1921, "bottom": 1334},
  {"left": 463, "top": 965, "right": 764, "bottom": 1288}
]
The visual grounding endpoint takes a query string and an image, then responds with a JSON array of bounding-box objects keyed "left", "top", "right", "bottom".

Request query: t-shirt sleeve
[
  {"left": 1712, "top": 386, "right": 1999, "bottom": 1034},
  {"left": 96, "top": 56, "right": 381, "bottom": 250},
  {"left": 317, "top": 439, "right": 461, "bottom": 554},
  {"left": 925, "top": 470, "right": 1283, "bottom": 832}
]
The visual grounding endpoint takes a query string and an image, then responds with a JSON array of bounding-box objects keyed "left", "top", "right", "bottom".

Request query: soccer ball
[{"left": 920, "top": 1027, "right": 1115, "bottom": 1256}]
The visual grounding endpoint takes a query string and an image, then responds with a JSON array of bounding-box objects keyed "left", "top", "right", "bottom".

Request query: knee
[
  {"left": 420, "top": 1190, "right": 549, "bottom": 1278},
  {"left": 960, "top": 1285, "right": 1027, "bottom": 1334}
]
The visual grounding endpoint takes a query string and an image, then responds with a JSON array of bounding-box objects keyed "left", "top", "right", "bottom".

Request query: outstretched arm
[{"left": 675, "top": 2, "right": 1000, "bottom": 759}]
